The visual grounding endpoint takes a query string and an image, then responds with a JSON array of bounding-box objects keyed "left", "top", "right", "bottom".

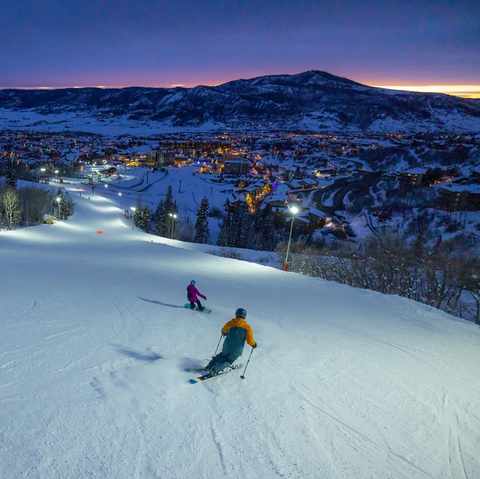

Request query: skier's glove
[{"left": 252, "top": 343, "right": 257, "bottom": 349}]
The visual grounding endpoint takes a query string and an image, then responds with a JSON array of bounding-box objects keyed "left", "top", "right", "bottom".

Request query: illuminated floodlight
[
  {"left": 168, "top": 213, "right": 177, "bottom": 238},
  {"left": 284, "top": 205, "right": 299, "bottom": 271}
]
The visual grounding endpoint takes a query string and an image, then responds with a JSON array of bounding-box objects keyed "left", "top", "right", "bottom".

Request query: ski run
[{"left": 0, "top": 178, "right": 479, "bottom": 479}]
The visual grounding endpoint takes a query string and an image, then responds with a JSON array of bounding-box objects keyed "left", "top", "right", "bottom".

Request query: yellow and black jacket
[{"left": 221, "top": 317, "right": 256, "bottom": 357}]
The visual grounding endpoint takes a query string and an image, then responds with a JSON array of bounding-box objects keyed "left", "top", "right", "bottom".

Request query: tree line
[
  {"left": 133, "top": 185, "right": 300, "bottom": 250},
  {"left": 1, "top": 158, "right": 74, "bottom": 229},
  {"left": 133, "top": 185, "right": 212, "bottom": 244}
]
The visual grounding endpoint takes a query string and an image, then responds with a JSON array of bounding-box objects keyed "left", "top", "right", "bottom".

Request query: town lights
[
  {"left": 169, "top": 213, "right": 177, "bottom": 239},
  {"left": 284, "top": 205, "right": 299, "bottom": 272}
]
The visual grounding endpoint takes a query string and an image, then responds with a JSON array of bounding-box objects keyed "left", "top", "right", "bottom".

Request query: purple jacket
[{"left": 187, "top": 284, "right": 206, "bottom": 302}]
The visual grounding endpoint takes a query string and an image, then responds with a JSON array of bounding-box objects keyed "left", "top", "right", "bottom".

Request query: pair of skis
[{"left": 186, "top": 364, "right": 243, "bottom": 384}]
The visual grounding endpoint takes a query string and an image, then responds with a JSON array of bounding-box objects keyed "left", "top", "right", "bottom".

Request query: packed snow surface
[{"left": 1, "top": 180, "right": 479, "bottom": 479}]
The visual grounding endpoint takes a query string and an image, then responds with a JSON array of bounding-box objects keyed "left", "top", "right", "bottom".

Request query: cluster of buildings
[{"left": 1, "top": 130, "right": 479, "bottom": 219}]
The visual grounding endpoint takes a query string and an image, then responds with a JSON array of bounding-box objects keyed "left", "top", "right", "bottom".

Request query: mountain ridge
[{"left": 1, "top": 70, "right": 479, "bottom": 132}]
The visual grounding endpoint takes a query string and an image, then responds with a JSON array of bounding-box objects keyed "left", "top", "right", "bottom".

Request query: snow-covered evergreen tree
[
  {"left": 140, "top": 205, "right": 151, "bottom": 232},
  {"left": 60, "top": 191, "right": 74, "bottom": 220},
  {"left": 154, "top": 186, "right": 177, "bottom": 237},
  {"left": 133, "top": 195, "right": 144, "bottom": 229},
  {"left": 232, "top": 204, "right": 248, "bottom": 248},
  {"left": 194, "top": 196, "right": 210, "bottom": 244},
  {"left": 154, "top": 200, "right": 167, "bottom": 236}
]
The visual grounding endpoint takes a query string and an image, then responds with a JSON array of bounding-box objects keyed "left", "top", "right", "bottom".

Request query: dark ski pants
[
  {"left": 207, "top": 352, "right": 239, "bottom": 374},
  {"left": 189, "top": 300, "right": 203, "bottom": 310}
]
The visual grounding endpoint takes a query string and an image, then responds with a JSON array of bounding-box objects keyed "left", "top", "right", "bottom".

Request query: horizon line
[{"left": 1, "top": 83, "right": 479, "bottom": 99}]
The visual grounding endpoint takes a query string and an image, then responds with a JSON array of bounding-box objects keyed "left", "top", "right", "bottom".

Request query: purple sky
[{"left": 1, "top": 0, "right": 479, "bottom": 90}]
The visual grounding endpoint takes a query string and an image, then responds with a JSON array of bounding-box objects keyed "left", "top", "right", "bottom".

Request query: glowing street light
[
  {"left": 283, "top": 205, "right": 298, "bottom": 271},
  {"left": 56, "top": 196, "right": 61, "bottom": 220},
  {"left": 169, "top": 213, "right": 177, "bottom": 239}
]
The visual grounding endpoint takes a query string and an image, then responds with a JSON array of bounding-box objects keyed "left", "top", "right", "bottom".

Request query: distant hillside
[{"left": 1, "top": 71, "right": 480, "bottom": 132}]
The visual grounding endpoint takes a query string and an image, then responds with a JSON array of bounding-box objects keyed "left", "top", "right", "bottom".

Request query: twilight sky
[{"left": 1, "top": 0, "right": 479, "bottom": 96}]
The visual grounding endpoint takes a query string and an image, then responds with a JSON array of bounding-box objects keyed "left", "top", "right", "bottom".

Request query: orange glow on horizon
[
  {"left": 371, "top": 85, "right": 480, "bottom": 99},
  {"left": 2, "top": 82, "right": 480, "bottom": 99}
]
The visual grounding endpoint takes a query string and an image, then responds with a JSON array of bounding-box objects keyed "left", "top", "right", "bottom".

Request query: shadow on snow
[{"left": 138, "top": 297, "right": 185, "bottom": 309}]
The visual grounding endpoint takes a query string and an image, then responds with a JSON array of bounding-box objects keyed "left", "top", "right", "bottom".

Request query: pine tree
[
  {"left": 60, "top": 191, "right": 74, "bottom": 219},
  {"left": 6, "top": 157, "right": 17, "bottom": 189},
  {"left": 232, "top": 204, "right": 248, "bottom": 248},
  {"left": 194, "top": 196, "right": 210, "bottom": 244},
  {"left": 133, "top": 195, "right": 143, "bottom": 229},
  {"left": 260, "top": 205, "right": 276, "bottom": 250},
  {"left": 141, "top": 205, "right": 151, "bottom": 232},
  {"left": 164, "top": 185, "right": 175, "bottom": 216},
  {"left": 154, "top": 200, "right": 167, "bottom": 236},
  {"left": 154, "top": 186, "right": 177, "bottom": 237},
  {"left": 217, "top": 200, "right": 234, "bottom": 247},
  {"left": 217, "top": 210, "right": 233, "bottom": 247}
]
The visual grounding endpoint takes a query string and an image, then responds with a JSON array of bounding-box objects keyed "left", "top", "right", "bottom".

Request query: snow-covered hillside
[
  {"left": 1, "top": 179, "right": 479, "bottom": 478},
  {"left": 1, "top": 70, "right": 480, "bottom": 133}
]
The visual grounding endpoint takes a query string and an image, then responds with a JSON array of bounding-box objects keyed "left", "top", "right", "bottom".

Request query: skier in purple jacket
[{"left": 187, "top": 280, "right": 207, "bottom": 311}]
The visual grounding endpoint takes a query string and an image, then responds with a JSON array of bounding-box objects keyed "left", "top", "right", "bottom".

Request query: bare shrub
[
  {"left": 2, "top": 187, "right": 21, "bottom": 229},
  {"left": 277, "top": 233, "right": 480, "bottom": 324},
  {"left": 18, "top": 186, "right": 51, "bottom": 226}
]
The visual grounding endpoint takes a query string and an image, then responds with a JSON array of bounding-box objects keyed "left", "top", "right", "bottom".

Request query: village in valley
[{"left": 1, "top": 128, "right": 480, "bottom": 248}]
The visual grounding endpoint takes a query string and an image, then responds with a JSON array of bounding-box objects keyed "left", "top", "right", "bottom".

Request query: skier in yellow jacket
[{"left": 205, "top": 308, "right": 257, "bottom": 376}]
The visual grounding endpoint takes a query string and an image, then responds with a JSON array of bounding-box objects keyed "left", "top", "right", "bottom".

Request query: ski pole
[
  {"left": 240, "top": 348, "right": 254, "bottom": 379},
  {"left": 212, "top": 333, "right": 223, "bottom": 357}
]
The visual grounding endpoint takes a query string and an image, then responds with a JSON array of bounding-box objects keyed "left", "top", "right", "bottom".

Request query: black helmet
[{"left": 235, "top": 308, "right": 247, "bottom": 319}]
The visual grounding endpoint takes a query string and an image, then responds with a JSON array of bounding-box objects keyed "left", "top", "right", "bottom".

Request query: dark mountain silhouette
[{"left": 1, "top": 71, "right": 479, "bottom": 132}]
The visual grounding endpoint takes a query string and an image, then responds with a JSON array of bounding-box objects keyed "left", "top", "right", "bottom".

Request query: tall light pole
[
  {"left": 169, "top": 213, "right": 177, "bottom": 239},
  {"left": 56, "top": 197, "right": 61, "bottom": 221},
  {"left": 284, "top": 205, "right": 298, "bottom": 271}
]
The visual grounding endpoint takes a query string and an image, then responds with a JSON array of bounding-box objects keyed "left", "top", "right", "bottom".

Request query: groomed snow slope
[{"left": 1, "top": 183, "right": 479, "bottom": 479}]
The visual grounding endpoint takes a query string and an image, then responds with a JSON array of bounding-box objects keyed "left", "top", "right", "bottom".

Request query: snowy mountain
[
  {"left": 1, "top": 178, "right": 479, "bottom": 478},
  {"left": 1, "top": 71, "right": 480, "bottom": 133}
]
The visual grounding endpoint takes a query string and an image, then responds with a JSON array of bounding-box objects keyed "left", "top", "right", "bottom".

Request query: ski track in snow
[{"left": 0, "top": 178, "right": 479, "bottom": 478}]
